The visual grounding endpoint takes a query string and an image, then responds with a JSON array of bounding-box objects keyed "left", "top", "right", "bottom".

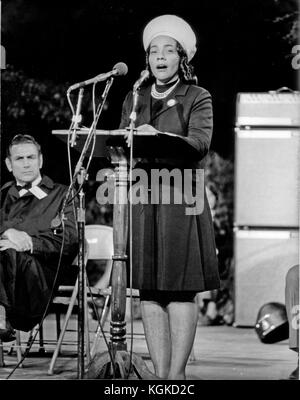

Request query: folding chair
[{"left": 47, "top": 224, "right": 113, "bottom": 374}]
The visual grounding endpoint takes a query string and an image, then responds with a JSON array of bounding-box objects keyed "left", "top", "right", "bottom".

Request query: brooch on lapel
[{"left": 167, "top": 99, "right": 177, "bottom": 107}]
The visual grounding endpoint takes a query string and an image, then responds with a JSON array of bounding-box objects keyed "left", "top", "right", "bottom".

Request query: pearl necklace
[{"left": 151, "top": 79, "right": 180, "bottom": 99}]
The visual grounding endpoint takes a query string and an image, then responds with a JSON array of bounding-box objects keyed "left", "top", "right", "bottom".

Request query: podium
[
  {"left": 52, "top": 127, "right": 200, "bottom": 159},
  {"left": 53, "top": 128, "right": 200, "bottom": 379}
]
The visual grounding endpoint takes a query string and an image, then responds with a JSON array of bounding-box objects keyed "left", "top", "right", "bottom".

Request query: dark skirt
[{"left": 129, "top": 171, "right": 220, "bottom": 292}]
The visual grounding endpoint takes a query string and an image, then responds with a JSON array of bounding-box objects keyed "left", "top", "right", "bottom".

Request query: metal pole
[{"left": 77, "top": 171, "right": 86, "bottom": 379}]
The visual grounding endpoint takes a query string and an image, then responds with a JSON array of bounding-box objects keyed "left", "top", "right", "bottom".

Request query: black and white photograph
[{"left": 0, "top": 0, "right": 299, "bottom": 385}]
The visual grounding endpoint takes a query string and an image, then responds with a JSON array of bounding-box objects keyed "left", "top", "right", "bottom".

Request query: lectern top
[
  {"left": 52, "top": 127, "right": 200, "bottom": 160},
  {"left": 52, "top": 128, "right": 178, "bottom": 137}
]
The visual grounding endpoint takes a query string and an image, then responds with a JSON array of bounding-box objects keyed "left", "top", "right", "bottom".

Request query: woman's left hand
[
  {"left": 124, "top": 124, "right": 159, "bottom": 147},
  {"left": 136, "top": 124, "right": 159, "bottom": 133}
]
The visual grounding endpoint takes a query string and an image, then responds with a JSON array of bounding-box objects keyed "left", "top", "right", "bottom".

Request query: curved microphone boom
[
  {"left": 133, "top": 69, "right": 150, "bottom": 92},
  {"left": 68, "top": 62, "right": 128, "bottom": 92}
]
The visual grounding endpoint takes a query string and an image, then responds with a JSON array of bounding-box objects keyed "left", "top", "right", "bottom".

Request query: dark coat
[
  {"left": 119, "top": 81, "right": 220, "bottom": 292},
  {"left": 0, "top": 175, "right": 78, "bottom": 330},
  {"left": 120, "top": 81, "right": 213, "bottom": 168}
]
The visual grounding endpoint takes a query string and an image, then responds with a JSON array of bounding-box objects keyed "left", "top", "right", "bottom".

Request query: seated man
[
  {"left": 285, "top": 264, "right": 299, "bottom": 380},
  {"left": 0, "top": 134, "right": 78, "bottom": 341}
]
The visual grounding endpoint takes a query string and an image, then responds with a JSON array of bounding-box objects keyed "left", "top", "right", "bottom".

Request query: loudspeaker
[
  {"left": 236, "top": 91, "right": 300, "bottom": 127},
  {"left": 234, "top": 129, "right": 300, "bottom": 228},
  {"left": 234, "top": 229, "right": 299, "bottom": 327}
]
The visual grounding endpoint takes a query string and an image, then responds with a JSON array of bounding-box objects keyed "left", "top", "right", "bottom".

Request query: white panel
[
  {"left": 234, "top": 229, "right": 299, "bottom": 326},
  {"left": 234, "top": 129, "right": 300, "bottom": 227}
]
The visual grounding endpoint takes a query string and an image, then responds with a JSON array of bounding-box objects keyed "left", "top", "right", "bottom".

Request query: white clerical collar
[{"left": 17, "top": 175, "right": 48, "bottom": 199}]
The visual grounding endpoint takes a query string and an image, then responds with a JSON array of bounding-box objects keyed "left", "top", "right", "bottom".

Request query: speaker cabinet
[
  {"left": 236, "top": 92, "right": 300, "bottom": 127},
  {"left": 234, "top": 229, "right": 299, "bottom": 327},
  {"left": 234, "top": 129, "right": 300, "bottom": 228}
]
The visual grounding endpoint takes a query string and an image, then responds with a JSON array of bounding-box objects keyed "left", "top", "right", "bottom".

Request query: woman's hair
[{"left": 145, "top": 41, "right": 198, "bottom": 85}]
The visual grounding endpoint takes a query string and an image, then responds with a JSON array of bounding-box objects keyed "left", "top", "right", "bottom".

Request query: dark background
[
  {"left": 0, "top": 0, "right": 298, "bottom": 325},
  {"left": 1, "top": 0, "right": 298, "bottom": 185}
]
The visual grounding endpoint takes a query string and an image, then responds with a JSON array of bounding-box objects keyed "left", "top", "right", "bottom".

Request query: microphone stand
[
  {"left": 70, "top": 88, "right": 84, "bottom": 147},
  {"left": 73, "top": 77, "right": 115, "bottom": 177},
  {"left": 59, "top": 77, "right": 115, "bottom": 223},
  {"left": 77, "top": 168, "right": 86, "bottom": 379},
  {"left": 128, "top": 88, "right": 139, "bottom": 145},
  {"left": 59, "top": 77, "right": 115, "bottom": 379}
]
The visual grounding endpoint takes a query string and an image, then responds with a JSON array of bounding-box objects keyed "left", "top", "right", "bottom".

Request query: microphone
[
  {"left": 133, "top": 69, "right": 150, "bottom": 92},
  {"left": 68, "top": 62, "right": 128, "bottom": 92},
  {"left": 70, "top": 87, "right": 84, "bottom": 147}
]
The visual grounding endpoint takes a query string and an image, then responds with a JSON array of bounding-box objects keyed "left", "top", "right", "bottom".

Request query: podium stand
[{"left": 53, "top": 128, "right": 200, "bottom": 379}]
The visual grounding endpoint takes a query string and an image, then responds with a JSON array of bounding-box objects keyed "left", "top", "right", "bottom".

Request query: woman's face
[{"left": 148, "top": 35, "right": 180, "bottom": 85}]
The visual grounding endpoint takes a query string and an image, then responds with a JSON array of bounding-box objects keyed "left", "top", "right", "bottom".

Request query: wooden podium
[{"left": 53, "top": 128, "right": 200, "bottom": 379}]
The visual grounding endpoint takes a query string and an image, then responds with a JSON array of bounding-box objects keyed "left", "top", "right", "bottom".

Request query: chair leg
[
  {"left": 90, "top": 294, "right": 110, "bottom": 357},
  {"left": 48, "top": 271, "right": 92, "bottom": 374},
  {"left": 84, "top": 275, "right": 91, "bottom": 365},
  {"left": 100, "top": 295, "right": 111, "bottom": 326},
  {"left": 15, "top": 331, "right": 23, "bottom": 366},
  {"left": 0, "top": 340, "right": 4, "bottom": 367},
  {"left": 48, "top": 279, "right": 79, "bottom": 375},
  {"left": 55, "top": 312, "right": 61, "bottom": 355},
  {"left": 38, "top": 325, "right": 46, "bottom": 355},
  {"left": 55, "top": 312, "right": 61, "bottom": 339},
  {"left": 0, "top": 332, "right": 23, "bottom": 368}
]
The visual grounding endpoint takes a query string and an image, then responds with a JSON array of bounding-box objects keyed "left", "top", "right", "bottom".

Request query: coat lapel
[{"left": 136, "top": 86, "right": 152, "bottom": 125}]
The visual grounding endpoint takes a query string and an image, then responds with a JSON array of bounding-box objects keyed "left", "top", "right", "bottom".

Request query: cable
[
  {"left": 67, "top": 121, "right": 75, "bottom": 184},
  {"left": 92, "top": 83, "right": 97, "bottom": 119},
  {"left": 67, "top": 91, "right": 76, "bottom": 116}
]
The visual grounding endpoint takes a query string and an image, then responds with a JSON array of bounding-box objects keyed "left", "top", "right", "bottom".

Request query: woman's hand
[
  {"left": 124, "top": 124, "right": 159, "bottom": 147},
  {"left": 136, "top": 124, "right": 159, "bottom": 133}
]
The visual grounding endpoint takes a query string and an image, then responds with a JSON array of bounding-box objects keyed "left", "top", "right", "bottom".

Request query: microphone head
[
  {"left": 113, "top": 62, "right": 128, "bottom": 76},
  {"left": 140, "top": 69, "right": 150, "bottom": 79}
]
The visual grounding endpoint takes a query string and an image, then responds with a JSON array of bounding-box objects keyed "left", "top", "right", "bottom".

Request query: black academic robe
[{"left": 0, "top": 175, "right": 78, "bottom": 331}]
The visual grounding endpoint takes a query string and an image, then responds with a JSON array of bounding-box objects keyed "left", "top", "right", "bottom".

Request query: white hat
[{"left": 143, "top": 15, "right": 197, "bottom": 61}]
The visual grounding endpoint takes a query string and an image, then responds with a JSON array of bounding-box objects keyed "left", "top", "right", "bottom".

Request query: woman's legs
[
  {"left": 167, "top": 300, "right": 198, "bottom": 380},
  {"left": 140, "top": 291, "right": 198, "bottom": 380},
  {"left": 140, "top": 300, "right": 171, "bottom": 379}
]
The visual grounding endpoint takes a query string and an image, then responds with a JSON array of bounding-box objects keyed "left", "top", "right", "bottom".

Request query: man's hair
[{"left": 6, "top": 134, "right": 42, "bottom": 158}]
